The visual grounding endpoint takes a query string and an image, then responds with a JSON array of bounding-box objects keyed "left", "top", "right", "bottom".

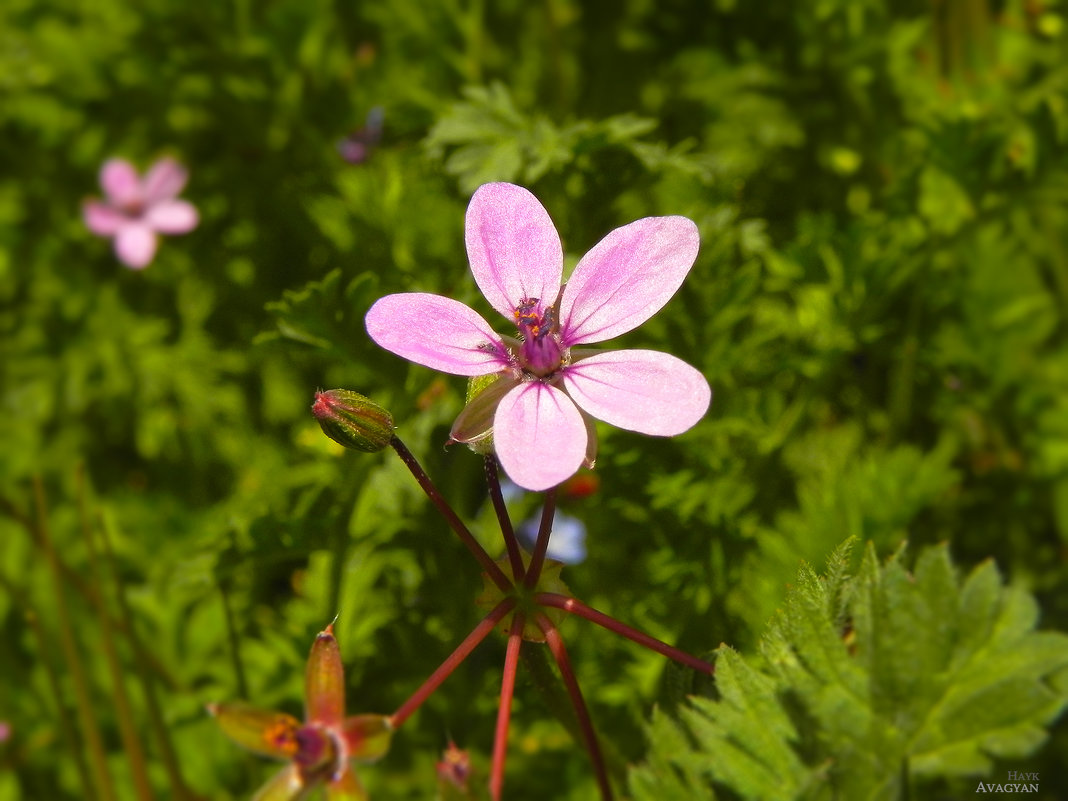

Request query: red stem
[
  {"left": 484, "top": 456, "right": 525, "bottom": 581},
  {"left": 490, "top": 613, "right": 526, "bottom": 801},
  {"left": 523, "top": 488, "right": 557, "bottom": 590},
  {"left": 536, "top": 614, "right": 613, "bottom": 801},
  {"left": 390, "top": 598, "right": 516, "bottom": 729},
  {"left": 535, "top": 593, "right": 715, "bottom": 675},
  {"left": 390, "top": 436, "right": 512, "bottom": 593}
]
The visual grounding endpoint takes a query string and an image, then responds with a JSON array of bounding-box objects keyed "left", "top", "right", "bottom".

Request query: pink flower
[
  {"left": 83, "top": 157, "right": 199, "bottom": 269},
  {"left": 366, "top": 182, "right": 711, "bottom": 491}
]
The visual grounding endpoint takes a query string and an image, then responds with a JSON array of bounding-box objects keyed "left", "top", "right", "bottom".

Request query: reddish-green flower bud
[
  {"left": 312, "top": 390, "right": 394, "bottom": 452},
  {"left": 436, "top": 741, "right": 472, "bottom": 795}
]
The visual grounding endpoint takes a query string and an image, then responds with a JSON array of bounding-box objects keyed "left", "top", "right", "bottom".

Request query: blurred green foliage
[{"left": 2, "top": 0, "right": 1068, "bottom": 799}]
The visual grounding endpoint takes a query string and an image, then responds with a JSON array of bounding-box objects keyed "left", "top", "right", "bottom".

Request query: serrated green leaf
[
  {"left": 629, "top": 705, "right": 715, "bottom": 801},
  {"left": 632, "top": 543, "right": 1068, "bottom": 800}
]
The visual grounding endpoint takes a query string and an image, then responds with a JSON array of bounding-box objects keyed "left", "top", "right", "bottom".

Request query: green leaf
[
  {"left": 258, "top": 269, "right": 379, "bottom": 366},
  {"left": 631, "top": 542, "right": 1068, "bottom": 800},
  {"left": 918, "top": 165, "right": 974, "bottom": 236}
]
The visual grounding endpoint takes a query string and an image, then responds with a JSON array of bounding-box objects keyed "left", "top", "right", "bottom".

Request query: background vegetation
[{"left": 2, "top": 0, "right": 1068, "bottom": 798}]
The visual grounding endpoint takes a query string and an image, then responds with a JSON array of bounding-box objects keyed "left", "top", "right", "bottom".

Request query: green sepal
[
  {"left": 475, "top": 553, "right": 571, "bottom": 642},
  {"left": 451, "top": 375, "right": 517, "bottom": 455},
  {"left": 341, "top": 714, "right": 393, "bottom": 763}
]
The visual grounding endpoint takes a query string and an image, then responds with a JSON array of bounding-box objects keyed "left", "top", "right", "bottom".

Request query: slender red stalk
[
  {"left": 490, "top": 613, "right": 526, "bottom": 801},
  {"left": 535, "top": 593, "right": 715, "bottom": 674},
  {"left": 536, "top": 614, "right": 613, "bottom": 801},
  {"left": 523, "top": 488, "right": 557, "bottom": 589},
  {"left": 390, "top": 436, "right": 512, "bottom": 592},
  {"left": 484, "top": 456, "right": 525, "bottom": 580},
  {"left": 391, "top": 598, "right": 516, "bottom": 729}
]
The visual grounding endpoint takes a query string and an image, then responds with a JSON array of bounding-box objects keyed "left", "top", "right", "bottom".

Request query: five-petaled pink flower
[
  {"left": 366, "top": 182, "right": 711, "bottom": 491},
  {"left": 83, "top": 157, "right": 199, "bottom": 269},
  {"left": 209, "top": 624, "right": 391, "bottom": 801}
]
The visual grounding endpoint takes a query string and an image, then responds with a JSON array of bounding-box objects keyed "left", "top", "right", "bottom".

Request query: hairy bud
[{"left": 311, "top": 390, "right": 394, "bottom": 452}]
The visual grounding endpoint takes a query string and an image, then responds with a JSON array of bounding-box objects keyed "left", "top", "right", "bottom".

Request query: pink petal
[
  {"left": 365, "top": 293, "right": 511, "bottom": 376},
  {"left": 100, "top": 159, "right": 143, "bottom": 208},
  {"left": 465, "top": 183, "right": 563, "bottom": 321},
  {"left": 562, "top": 349, "right": 710, "bottom": 435},
  {"left": 145, "top": 199, "right": 198, "bottom": 234},
  {"left": 114, "top": 223, "right": 158, "bottom": 269},
  {"left": 83, "top": 201, "right": 127, "bottom": 236},
  {"left": 494, "top": 382, "right": 587, "bottom": 491},
  {"left": 142, "top": 157, "right": 188, "bottom": 202},
  {"left": 558, "top": 216, "right": 700, "bottom": 345}
]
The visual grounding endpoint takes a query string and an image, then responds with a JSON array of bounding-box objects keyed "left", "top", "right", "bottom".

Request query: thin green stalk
[
  {"left": 1041, "top": 208, "right": 1068, "bottom": 315},
  {"left": 23, "top": 605, "right": 94, "bottom": 797},
  {"left": 0, "top": 497, "right": 181, "bottom": 691},
  {"left": 219, "top": 541, "right": 250, "bottom": 701},
  {"left": 33, "top": 477, "right": 117, "bottom": 801},
  {"left": 77, "top": 483, "right": 154, "bottom": 801},
  {"left": 327, "top": 521, "right": 347, "bottom": 625},
  {"left": 100, "top": 510, "right": 196, "bottom": 801},
  {"left": 328, "top": 460, "right": 368, "bottom": 622},
  {"left": 2, "top": 491, "right": 180, "bottom": 690},
  {"left": 1, "top": 507, "right": 93, "bottom": 796}
]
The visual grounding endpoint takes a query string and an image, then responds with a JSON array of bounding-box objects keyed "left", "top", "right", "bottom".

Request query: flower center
[
  {"left": 513, "top": 298, "right": 565, "bottom": 378},
  {"left": 263, "top": 715, "right": 300, "bottom": 756},
  {"left": 294, "top": 723, "right": 343, "bottom": 781},
  {"left": 118, "top": 196, "right": 146, "bottom": 217}
]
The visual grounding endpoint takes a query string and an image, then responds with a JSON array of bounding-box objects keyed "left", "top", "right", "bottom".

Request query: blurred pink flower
[
  {"left": 83, "top": 157, "right": 199, "bottom": 269},
  {"left": 366, "top": 182, "right": 711, "bottom": 491}
]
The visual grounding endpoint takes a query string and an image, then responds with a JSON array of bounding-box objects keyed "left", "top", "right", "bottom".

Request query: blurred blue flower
[
  {"left": 337, "top": 106, "right": 384, "bottom": 164},
  {"left": 518, "top": 510, "right": 587, "bottom": 565},
  {"left": 498, "top": 477, "right": 524, "bottom": 504}
]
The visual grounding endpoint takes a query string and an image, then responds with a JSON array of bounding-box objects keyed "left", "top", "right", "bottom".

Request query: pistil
[{"left": 513, "top": 298, "right": 565, "bottom": 377}]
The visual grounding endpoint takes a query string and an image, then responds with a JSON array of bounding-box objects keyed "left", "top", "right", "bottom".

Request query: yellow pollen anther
[{"left": 263, "top": 717, "right": 300, "bottom": 756}]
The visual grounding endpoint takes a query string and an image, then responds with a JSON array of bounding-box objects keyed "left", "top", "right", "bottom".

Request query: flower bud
[
  {"left": 311, "top": 390, "right": 394, "bottom": 452},
  {"left": 436, "top": 741, "right": 471, "bottom": 793}
]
